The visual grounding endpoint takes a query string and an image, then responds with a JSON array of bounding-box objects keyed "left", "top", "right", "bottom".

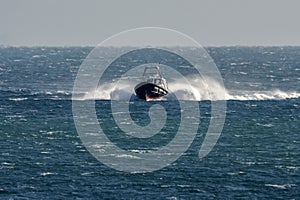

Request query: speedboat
[{"left": 134, "top": 66, "right": 168, "bottom": 100}]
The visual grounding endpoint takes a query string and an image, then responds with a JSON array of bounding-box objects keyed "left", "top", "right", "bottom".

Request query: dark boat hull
[{"left": 134, "top": 82, "right": 168, "bottom": 100}]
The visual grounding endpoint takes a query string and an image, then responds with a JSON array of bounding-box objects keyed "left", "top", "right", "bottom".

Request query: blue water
[{"left": 0, "top": 46, "right": 299, "bottom": 199}]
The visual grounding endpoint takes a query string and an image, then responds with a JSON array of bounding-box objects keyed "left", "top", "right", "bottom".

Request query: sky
[{"left": 0, "top": 0, "right": 299, "bottom": 46}]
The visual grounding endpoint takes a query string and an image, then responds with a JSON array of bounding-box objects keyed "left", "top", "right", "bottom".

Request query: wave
[
  {"left": 0, "top": 89, "right": 72, "bottom": 100},
  {"left": 74, "top": 77, "right": 300, "bottom": 101},
  {"left": 1, "top": 83, "right": 299, "bottom": 101},
  {"left": 227, "top": 89, "right": 300, "bottom": 100}
]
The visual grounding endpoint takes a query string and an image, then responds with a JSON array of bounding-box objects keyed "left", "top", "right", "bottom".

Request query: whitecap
[
  {"left": 115, "top": 154, "right": 141, "bottom": 159},
  {"left": 8, "top": 97, "right": 28, "bottom": 101},
  {"left": 265, "top": 184, "right": 296, "bottom": 189},
  {"left": 40, "top": 172, "right": 56, "bottom": 176}
]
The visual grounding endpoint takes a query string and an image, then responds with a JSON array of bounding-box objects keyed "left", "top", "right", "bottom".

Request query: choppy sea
[{"left": 0, "top": 46, "right": 299, "bottom": 199}]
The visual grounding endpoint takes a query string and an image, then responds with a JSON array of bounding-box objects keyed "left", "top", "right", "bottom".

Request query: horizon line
[{"left": 1, "top": 44, "right": 300, "bottom": 48}]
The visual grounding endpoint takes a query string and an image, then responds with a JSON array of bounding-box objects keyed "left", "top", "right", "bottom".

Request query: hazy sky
[{"left": 0, "top": 0, "right": 299, "bottom": 46}]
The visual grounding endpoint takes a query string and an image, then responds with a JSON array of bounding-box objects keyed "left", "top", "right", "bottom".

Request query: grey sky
[{"left": 0, "top": 0, "right": 299, "bottom": 46}]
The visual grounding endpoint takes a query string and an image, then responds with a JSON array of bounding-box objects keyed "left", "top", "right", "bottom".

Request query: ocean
[{"left": 0, "top": 46, "right": 299, "bottom": 199}]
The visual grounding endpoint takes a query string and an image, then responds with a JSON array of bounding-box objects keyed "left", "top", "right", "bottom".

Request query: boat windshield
[
  {"left": 143, "top": 66, "right": 168, "bottom": 89},
  {"left": 147, "top": 77, "right": 167, "bottom": 88}
]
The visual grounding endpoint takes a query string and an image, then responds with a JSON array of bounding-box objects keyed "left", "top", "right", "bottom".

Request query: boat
[{"left": 134, "top": 65, "right": 168, "bottom": 100}]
